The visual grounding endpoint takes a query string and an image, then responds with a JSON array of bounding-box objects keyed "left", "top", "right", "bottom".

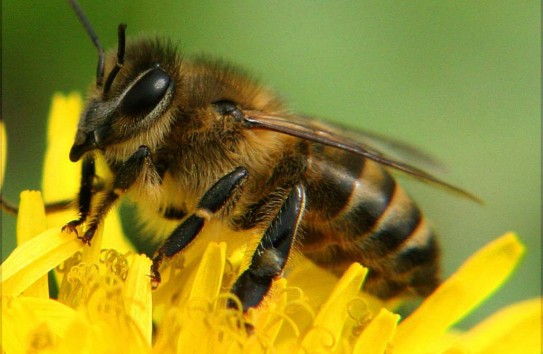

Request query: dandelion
[{"left": 1, "top": 94, "right": 541, "bottom": 353}]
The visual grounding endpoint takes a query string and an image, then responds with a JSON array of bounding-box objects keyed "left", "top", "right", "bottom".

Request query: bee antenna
[
  {"left": 104, "top": 24, "right": 127, "bottom": 94},
  {"left": 68, "top": 0, "right": 105, "bottom": 87}
]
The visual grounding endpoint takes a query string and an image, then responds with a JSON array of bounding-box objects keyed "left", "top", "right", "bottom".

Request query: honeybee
[{"left": 9, "top": 0, "right": 479, "bottom": 313}]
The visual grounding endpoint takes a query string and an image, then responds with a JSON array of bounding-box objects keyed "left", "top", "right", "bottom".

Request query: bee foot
[
  {"left": 77, "top": 225, "right": 97, "bottom": 246},
  {"left": 150, "top": 262, "right": 162, "bottom": 289},
  {"left": 150, "top": 275, "right": 161, "bottom": 290},
  {"left": 62, "top": 220, "right": 82, "bottom": 237},
  {"left": 150, "top": 254, "right": 163, "bottom": 289}
]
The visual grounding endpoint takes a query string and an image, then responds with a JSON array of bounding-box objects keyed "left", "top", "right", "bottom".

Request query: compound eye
[{"left": 120, "top": 67, "right": 171, "bottom": 116}]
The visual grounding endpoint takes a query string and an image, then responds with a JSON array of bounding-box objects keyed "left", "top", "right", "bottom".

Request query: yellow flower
[{"left": 1, "top": 94, "right": 541, "bottom": 353}]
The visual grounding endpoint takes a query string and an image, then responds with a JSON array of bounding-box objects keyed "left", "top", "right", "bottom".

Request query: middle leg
[{"left": 150, "top": 167, "right": 249, "bottom": 288}]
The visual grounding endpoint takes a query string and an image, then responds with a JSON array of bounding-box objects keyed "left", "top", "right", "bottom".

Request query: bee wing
[
  {"left": 243, "top": 111, "right": 481, "bottom": 203},
  {"left": 290, "top": 114, "right": 450, "bottom": 174},
  {"left": 327, "top": 124, "right": 447, "bottom": 173}
]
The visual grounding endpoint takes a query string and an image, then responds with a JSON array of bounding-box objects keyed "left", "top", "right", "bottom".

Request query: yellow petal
[
  {"left": 441, "top": 346, "right": 470, "bottom": 354},
  {"left": 55, "top": 316, "right": 92, "bottom": 354},
  {"left": 2, "top": 296, "right": 79, "bottom": 353},
  {"left": 300, "top": 263, "right": 368, "bottom": 352},
  {"left": 124, "top": 254, "right": 153, "bottom": 346},
  {"left": 188, "top": 242, "right": 227, "bottom": 304},
  {"left": 176, "top": 242, "right": 227, "bottom": 350},
  {"left": 393, "top": 232, "right": 525, "bottom": 353},
  {"left": 287, "top": 254, "right": 344, "bottom": 309},
  {"left": 42, "top": 92, "right": 82, "bottom": 203},
  {"left": 1, "top": 228, "right": 83, "bottom": 297},
  {"left": 57, "top": 312, "right": 150, "bottom": 354},
  {"left": 459, "top": 298, "right": 542, "bottom": 354},
  {"left": 17, "top": 191, "right": 49, "bottom": 297},
  {"left": 17, "top": 191, "right": 48, "bottom": 244},
  {"left": 101, "top": 207, "right": 135, "bottom": 253},
  {"left": 80, "top": 223, "right": 104, "bottom": 265},
  {"left": 1, "top": 120, "right": 6, "bottom": 189},
  {"left": 353, "top": 308, "right": 400, "bottom": 354}
]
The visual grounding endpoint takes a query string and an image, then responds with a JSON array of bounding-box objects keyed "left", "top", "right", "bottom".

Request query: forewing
[{"left": 243, "top": 111, "right": 481, "bottom": 203}]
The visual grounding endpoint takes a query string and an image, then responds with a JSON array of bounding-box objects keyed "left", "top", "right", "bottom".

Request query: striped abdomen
[{"left": 301, "top": 144, "right": 440, "bottom": 299}]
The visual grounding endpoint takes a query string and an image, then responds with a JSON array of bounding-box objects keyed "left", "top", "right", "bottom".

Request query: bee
[{"left": 11, "top": 0, "right": 479, "bottom": 313}]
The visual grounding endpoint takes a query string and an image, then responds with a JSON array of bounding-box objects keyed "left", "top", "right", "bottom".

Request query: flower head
[{"left": 1, "top": 94, "right": 541, "bottom": 353}]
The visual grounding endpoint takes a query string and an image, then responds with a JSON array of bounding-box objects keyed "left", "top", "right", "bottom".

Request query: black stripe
[
  {"left": 338, "top": 167, "right": 396, "bottom": 236},
  {"left": 305, "top": 165, "right": 360, "bottom": 219},
  {"left": 393, "top": 232, "right": 439, "bottom": 272},
  {"left": 362, "top": 200, "right": 422, "bottom": 257},
  {"left": 305, "top": 147, "right": 365, "bottom": 219}
]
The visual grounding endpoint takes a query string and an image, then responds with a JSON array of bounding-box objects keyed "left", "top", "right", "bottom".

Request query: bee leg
[
  {"left": 150, "top": 167, "right": 249, "bottom": 289},
  {"left": 227, "top": 184, "right": 305, "bottom": 312},
  {"left": 62, "top": 155, "right": 97, "bottom": 239},
  {"left": 64, "top": 146, "right": 153, "bottom": 245}
]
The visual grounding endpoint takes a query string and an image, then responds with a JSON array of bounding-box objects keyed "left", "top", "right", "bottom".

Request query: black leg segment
[
  {"left": 162, "top": 215, "right": 205, "bottom": 258},
  {"left": 150, "top": 167, "right": 249, "bottom": 288},
  {"left": 62, "top": 155, "right": 97, "bottom": 236},
  {"left": 78, "top": 155, "right": 96, "bottom": 218},
  {"left": 228, "top": 184, "right": 305, "bottom": 312}
]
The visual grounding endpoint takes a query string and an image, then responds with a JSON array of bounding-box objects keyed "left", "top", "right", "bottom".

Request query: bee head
[
  {"left": 69, "top": 18, "right": 178, "bottom": 162},
  {"left": 68, "top": 0, "right": 285, "bottom": 163}
]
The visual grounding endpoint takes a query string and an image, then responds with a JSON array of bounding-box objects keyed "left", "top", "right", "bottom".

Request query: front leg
[
  {"left": 228, "top": 185, "right": 305, "bottom": 312},
  {"left": 63, "top": 146, "right": 154, "bottom": 245},
  {"left": 150, "top": 167, "right": 248, "bottom": 289},
  {"left": 62, "top": 155, "right": 97, "bottom": 239}
]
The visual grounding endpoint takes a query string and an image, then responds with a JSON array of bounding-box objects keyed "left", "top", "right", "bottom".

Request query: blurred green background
[{"left": 2, "top": 1, "right": 540, "bottom": 329}]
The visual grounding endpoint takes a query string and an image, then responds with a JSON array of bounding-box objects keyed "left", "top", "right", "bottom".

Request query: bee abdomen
[{"left": 302, "top": 157, "right": 440, "bottom": 298}]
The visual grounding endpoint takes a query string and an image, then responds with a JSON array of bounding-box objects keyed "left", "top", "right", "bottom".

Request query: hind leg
[{"left": 228, "top": 185, "right": 305, "bottom": 311}]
